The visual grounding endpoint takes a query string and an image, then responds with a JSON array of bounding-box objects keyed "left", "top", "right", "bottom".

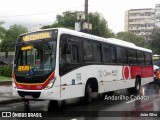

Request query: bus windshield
[{"left": 14, "top": 40, "right": 56, "bottom": 76}]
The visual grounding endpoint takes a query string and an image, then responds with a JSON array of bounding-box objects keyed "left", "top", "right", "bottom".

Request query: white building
[
  {"left": 125, "top": 4, "right": 160, "bottom": 40},
  {"left": 155, "top": 4, "right": 160, "bottom": 28}
]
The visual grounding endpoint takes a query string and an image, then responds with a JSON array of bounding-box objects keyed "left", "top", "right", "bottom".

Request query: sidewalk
[{"left": 0, "top": 81, "right": 22, "bottom": 105}]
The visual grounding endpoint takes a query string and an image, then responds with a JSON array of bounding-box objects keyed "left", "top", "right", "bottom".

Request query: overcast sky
[{"left": 0, "top": 0, "right": 159, "bottom": 33}]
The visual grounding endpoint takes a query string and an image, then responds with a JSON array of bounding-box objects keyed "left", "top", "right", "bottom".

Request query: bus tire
[
  {"left": 134, "top": 77, "right": 141, "bottom": 93},
  {"left": 83, "top": 83, "right": 92, "bottom": 104},
  {"left": 48, "top": 100, "right": 59, "bottom": 112},
  {"left": 128, "top": 77, "right": 141, "bottom": 93}
]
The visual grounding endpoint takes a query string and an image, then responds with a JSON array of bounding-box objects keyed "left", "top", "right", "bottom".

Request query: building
[
  {"left": 155, "top": 4, "right": 160, "bottom": 28},
  {"left": 125, "top": 4, "right": 160, "bottom": 40}
]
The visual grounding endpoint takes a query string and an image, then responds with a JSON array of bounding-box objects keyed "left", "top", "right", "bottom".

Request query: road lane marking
[{"left": 126, "top": 99, "right": 136, "bottom": 103}]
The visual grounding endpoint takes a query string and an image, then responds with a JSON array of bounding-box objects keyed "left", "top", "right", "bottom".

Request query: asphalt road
[{"left": 0, "top": 83, "right": 160, "bottom": 120}]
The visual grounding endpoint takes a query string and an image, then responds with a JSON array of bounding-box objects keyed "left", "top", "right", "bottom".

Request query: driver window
[{"left": 60, "top": 42, "right": 79, "bottom": 66}]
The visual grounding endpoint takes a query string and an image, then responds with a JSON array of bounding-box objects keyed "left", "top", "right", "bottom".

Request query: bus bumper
[{"left": 12, "top": 86, "right": 61, "bottom": 100}]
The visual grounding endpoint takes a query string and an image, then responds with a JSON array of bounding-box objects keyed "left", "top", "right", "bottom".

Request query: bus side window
[
  {"left": 93, "top": 42, "right": 102, "bottom": 62},
  {"left": 137, "top": 51, "right": 145, "bottom": 65},
  {"left": 59, "top": 37, "right": 80, "bottom": 75},
  {"left": 128, "top": 49, "right": 137, "bottom": 64},
  {"left": 83, "top": 40, "right": 93, "bottom": 62},
  {"left": 60, "top": 42, "right": 79, "bottom": 65},
  {"left": 60, "top": 42, "right": 67, "bottom": 65},
  {"left": 72, "top": 45, "right": 79, "bottom": 63},
  {"left": 110, "top": 45, "right": 116, "bottom": 63},
  {"left": 145, "top": 52, "right": 152, "bottom": 65},
  {"left": 103, "top": 44, "right": 116, "bottom": 64},
  {"left": 117, "top": 46, "right": 127, "bottom": 64}
]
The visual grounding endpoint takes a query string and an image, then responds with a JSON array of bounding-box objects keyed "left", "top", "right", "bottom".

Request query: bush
[{"left": 0, "top": 65, "right": 12, "bottom": 77}]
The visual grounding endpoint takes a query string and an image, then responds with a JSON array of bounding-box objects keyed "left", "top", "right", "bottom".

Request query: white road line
[{"left": 126, "top": 99, "right": 136, "bottom": 103}]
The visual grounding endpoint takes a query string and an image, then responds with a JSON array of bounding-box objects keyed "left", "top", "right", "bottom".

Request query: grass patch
[{"left": 0, "top": 76, "right": 11, "bottom": 81}]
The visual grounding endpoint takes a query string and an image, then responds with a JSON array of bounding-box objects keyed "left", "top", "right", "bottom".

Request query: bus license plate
[{"left": 24, "top": 95, "right": 33, "bottom": 99}]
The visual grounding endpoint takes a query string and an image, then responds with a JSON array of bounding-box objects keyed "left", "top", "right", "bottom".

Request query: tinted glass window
[
  {"left": 93, "top": 42, "right": 102, "bottom": 62},
  {"left": 60, "top": 42, "right": 79, "bottom": 64},
  {"left": 128, "top": 49, "right": 137, "bottom": 64},
  {"left": 137, "top": 51, "right": 144, "bottom": 65},
  {"left": 83, "top": 40, "right": 93, "bottom": 62},
  {"left": 117, "top": 47, "right": 127, "bottom": 64},
  {"left": 59, "top": 35, "right": 81, "bottom": 76},
  {"left": 72, "top": 45, "right": 79, "bottom": 63},
  {"left": 145, "top": 52, "right": 152, "bottom": 65},
  {"left": 103, "top": 44, "right": 116, "bottom": 63}
]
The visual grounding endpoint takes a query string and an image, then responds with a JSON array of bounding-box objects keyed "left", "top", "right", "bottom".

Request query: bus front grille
[{"left": 18, "top": 91, "right": 41, "bottom": 98}]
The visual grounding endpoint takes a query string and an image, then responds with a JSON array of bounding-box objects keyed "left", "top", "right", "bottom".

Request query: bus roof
[{"left": 20, "top": 28, "right": 152, "bottom": 53}]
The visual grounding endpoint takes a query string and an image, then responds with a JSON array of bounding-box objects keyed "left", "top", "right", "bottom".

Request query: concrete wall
[{"left": 0, "top": 52, "right": 14, "bottom": 65}]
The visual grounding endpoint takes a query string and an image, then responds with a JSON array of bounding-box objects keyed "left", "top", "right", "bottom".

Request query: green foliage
[
  {"left": 42, "top": 11, "right": 76, "bottom": 30},
  {"left": 0, "top": 65, "right": 12, "bottom": 77},
  {"left": 147, "top": 28, "right": 160, "bottom": 54},
  {"left": 87, "top": 12, "right": 114, "bottom": 38},
  {"left": 0, "top": 24, "right": 28, "bottom": 51},
  {"left": 0, "top": 21, "right": 6, "bottom": 40},
  {"left": 115, "top": 32, "right": 146, "bottom": 47},
  {"left": 42, "top": 11, "right": 114, "bottom": 38},
  {"left": 0, "top": 21, "right": 6, "bottom": 49}
]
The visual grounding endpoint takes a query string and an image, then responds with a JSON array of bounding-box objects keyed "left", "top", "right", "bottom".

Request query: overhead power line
[
  {"left": 0, "top": 11, "right": 57, "bottom": 18},
  {"left": 0, "top": 5, "right": 84, "bottom": 19}
]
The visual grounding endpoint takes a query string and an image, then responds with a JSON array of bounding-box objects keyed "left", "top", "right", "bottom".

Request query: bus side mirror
[
  {"left": 64, "top": 43, "right": 71, "bottom": 54},
  {"left": 5, "top": 51, "right": 8, "bottom": 58}
]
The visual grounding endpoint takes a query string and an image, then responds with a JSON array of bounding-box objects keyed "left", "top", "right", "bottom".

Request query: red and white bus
[{"left": 12, "top": 28, "right": 154, "bottom": 104}]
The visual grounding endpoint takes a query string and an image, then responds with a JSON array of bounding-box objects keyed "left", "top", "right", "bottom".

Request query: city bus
[{"left": 11, "top": 28, "right": 154, "bottom": 105}]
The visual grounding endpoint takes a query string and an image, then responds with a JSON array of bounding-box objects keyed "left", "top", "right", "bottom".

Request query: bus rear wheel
[{"left": 128, "top": 77, "right": 141, "bottom": 93}]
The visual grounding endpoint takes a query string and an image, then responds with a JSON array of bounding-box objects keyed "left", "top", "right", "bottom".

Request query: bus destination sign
[{"left": 22, "top": 32, "right": 52, "bottom": 41}]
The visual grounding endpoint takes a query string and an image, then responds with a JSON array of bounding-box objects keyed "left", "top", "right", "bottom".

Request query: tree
[
  {"left": 115, "top": 32, "right": 146, "bottom": 47},
  {"left": 0, "top": 21, "right": 6, "bottom": 42},
  {"left": 147, "top": 28, "right": 160, "bottom": 54},
  {"left": 42, "top": 11, "right": 76, "bottom": 30},
  {"left": 0, "top": 24, "right": 28, "bottom": 51},
  {"left": 42, "top": 11, "right": 114, "bottom": 38},
  {"left": 87, "top": 12, "right": 114, "bottom": 38},
  {"left": 0, "top": 21, "right": 6, "bottom": 50}
]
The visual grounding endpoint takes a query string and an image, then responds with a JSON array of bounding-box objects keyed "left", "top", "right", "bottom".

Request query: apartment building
[
  {"left": 155, "top": 4, "right": 160, "bottom": 28},
  {"left": 125, "top": 4, "right": 160, "bottom": 40}
]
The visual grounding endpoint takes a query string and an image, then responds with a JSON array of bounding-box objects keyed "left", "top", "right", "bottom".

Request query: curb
[
  {"left": 0, "top": 81, "right": 12, "bottom": 85},
  {"left": 0, "top": 98, "right": 22, "bottom": 105}
]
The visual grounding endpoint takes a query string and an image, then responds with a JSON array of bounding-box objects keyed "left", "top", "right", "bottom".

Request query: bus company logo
[
  {"left": 122, "top": 66, "right": 131, "bottom": 80},
  {"left": 103, "top": 70, "right": 111, "bottom": 77}
]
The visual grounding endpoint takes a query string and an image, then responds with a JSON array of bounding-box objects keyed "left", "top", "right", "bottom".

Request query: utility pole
[
  {"left": 84, "top": 0, "right": 88, "bottom": 15},
  {"left": 75, "top": 0, "right": 92, "bottom": 33},
  {"left": 84, "top": 0, "right": 92, "bottom": 33}
]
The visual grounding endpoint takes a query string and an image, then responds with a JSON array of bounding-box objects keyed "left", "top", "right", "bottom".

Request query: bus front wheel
[{"left": 83, "top": 83, "right": 92, "bottom": 104}]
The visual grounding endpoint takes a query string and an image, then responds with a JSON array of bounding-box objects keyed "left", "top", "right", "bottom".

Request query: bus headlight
[{"left": 44, "top": 78, "right": 56, "bottom": 90}]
